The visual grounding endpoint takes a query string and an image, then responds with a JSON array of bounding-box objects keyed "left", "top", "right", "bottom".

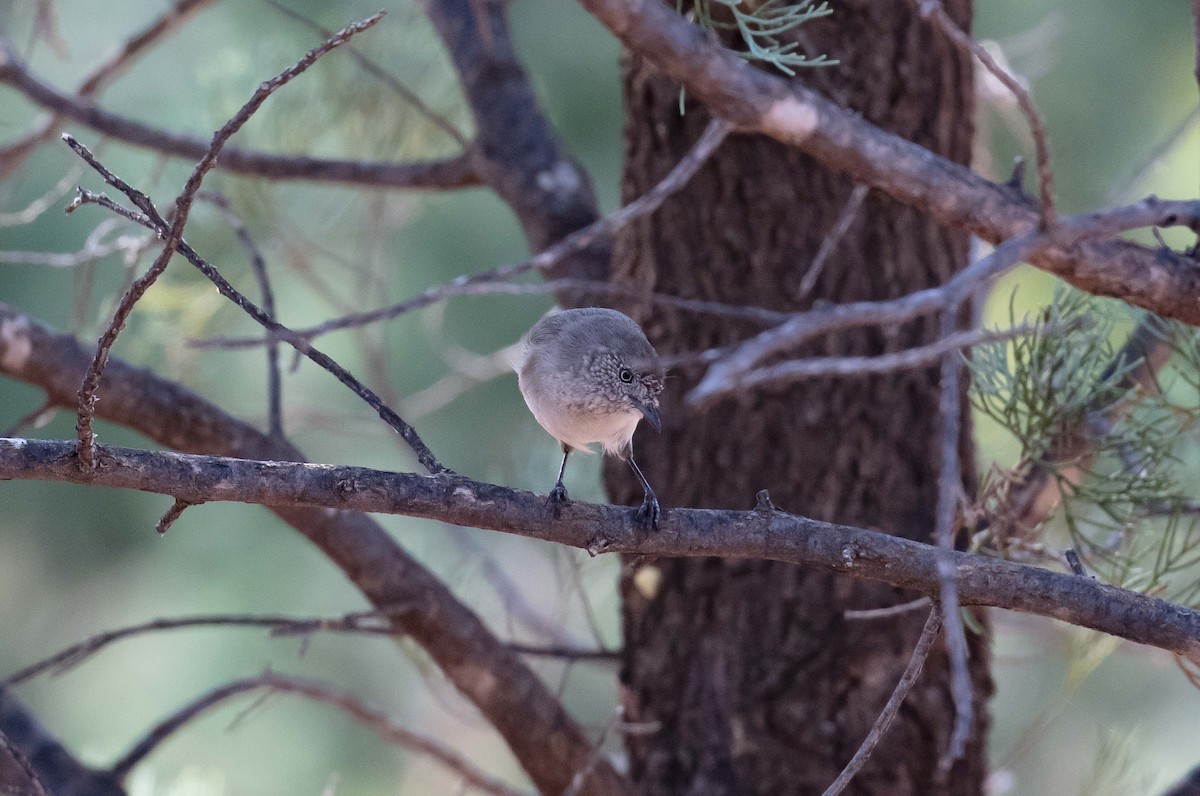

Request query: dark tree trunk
[{"left": 605, "top": 2, "right": 991, "bottom": 794}]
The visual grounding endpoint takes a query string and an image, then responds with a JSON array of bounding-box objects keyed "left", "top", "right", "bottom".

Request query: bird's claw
[
  {"left": 636, "top": 495, "right": 660, "bottom": 531},
  {"left": 549, "top": 482, "right": 569, "bottom": 517}
]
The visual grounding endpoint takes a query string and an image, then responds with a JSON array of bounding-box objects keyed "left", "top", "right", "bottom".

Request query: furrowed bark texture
[{"left": 606, "top": 2, "right": 991, "bottom": 794}]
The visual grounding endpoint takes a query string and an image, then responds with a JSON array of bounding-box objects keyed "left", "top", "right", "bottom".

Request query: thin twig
[
  {"left": 70, "top": 12, "right": 383, "bottom": 471},
  {"left": 844, "top": 596, "right": 932, "bottom": 621},
  {"left": 64, "top": 137, "right": 447, "bottom": 474},
  {"left": 0, "top": 232, "right": 149, "bottom": 268},
  {"left": 1, "top": 398, "right": 55, "bottom": 437},
  {"left": 933, "top": 302, "right": 974, "bottom": 769},
  {"left": 194, "top": 118, "right": 730, "bottom": 350},
  {"left": 154, "top": 497, "right": 194, "bottom": 534},
  {"left": 0, "top": 31, "right": 476, "bottom": 190},
  {"left": 562, "top": 553, "right": 612, "bottom": 653},
  {"left": 797, "top": 183, "right": 869, "bottom": 301},
  {"left": 198, "top": 193, "right": 284, "bottom": 439},
  {"left": 399, "top": 343, "right": 521, "bottom": 418},
  {"left": 2, "top": 612, "right": 396, "bottom": 687},
  {"left": 1064, "top": 549, "right": 1087, "bottom": 576},
  {"left": 821, "top": 607, "right": 943, "bottom": 796},
  {"left": 563, "top": 707, "right": 623, "bottom": 796},
  {"left": 729, "top": 324, "right": 1037, "bottom": 388},
  {"left": 191, "top": 274, "right": 790, "bottom": 350},
  {"left": 67, "top": 188, "right": 153, "bottom": 227},
  {"left": 264, "top": 0, "right": 470, "bottom": 148},
  {"left": 1107, "top": 108, "right": 1200, "bottom": 205},
  {"left": 505, "top": 644, "right": 620, "bottom": 662},
  {"left": 0, "top": 160, "right": 84, "bottom": 225},
  {"left": 921, "top": 1, "right": 1055, "bottom": 224},
  {"left": 108, "top": 672, "right": 529, "bottom": 796},
  {"left": 0, "top": 0, "right": 218, "bottom": 178},
  {"left": 691, "top": 197, "right": 1200, "bottom": 406}
]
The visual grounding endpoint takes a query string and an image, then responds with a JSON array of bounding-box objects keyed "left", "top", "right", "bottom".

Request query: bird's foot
[
  {"left": 635, "top": 494, "right": 660, "bottom": 531},
  {"left": 549, "top": 481, "right": 569, "bottom": 517}
]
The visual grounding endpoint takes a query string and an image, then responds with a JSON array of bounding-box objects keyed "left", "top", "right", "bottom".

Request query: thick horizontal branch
[
  {"left": 0, "top": 38, "right": 477, "bottom": 189},
  {"left": 2, "top": 438, "right": 1197, "bottom": 665},
  {"left": 0, "top": 303, "right": 620, "bottom": 796},
  {"left": 576, "top": 0, "right": 1200, "bottom": 326}
]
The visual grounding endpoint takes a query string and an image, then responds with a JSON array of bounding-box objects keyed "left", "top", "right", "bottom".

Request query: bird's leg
[
  {"left": 627, "top": 456, "right": 660, "bottom": 530},
  {"left": 549, "top": 444, "right": 571, "bottom": 514}
]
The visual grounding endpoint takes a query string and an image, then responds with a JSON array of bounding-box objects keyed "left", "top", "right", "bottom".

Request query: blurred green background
[{"left": 0, "top": 1, "right": 1197, "bottom": 794}]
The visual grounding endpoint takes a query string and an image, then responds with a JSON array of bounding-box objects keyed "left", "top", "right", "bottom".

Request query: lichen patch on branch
[{"left": 760, "top": 95, "right": 819, "bottom": 143}]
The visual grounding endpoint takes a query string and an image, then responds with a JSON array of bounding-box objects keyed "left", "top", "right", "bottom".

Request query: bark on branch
[
  {"left": 1, "top": 436, "right": 1197, "bottom": 666},
  {"left": 0, "top": 34, "right": 478, "bottom": 190},
  {"left": 575, "top": 0, "right": 1200, "bottom": 326},
  {"left": 0, "top": 303, "right": 626, "bottom": 796}
]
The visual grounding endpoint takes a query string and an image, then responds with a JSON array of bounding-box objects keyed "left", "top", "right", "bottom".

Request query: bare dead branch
[
  {"left": 153, "top": 497, "right": 195, "bottom": 534},
  {"left": 198, "top": 193, "right": 284, "bottom": 439},
  {"left": 575, "top": 0, "right": 1200, "bottom": 327},
  {"left": 505, "top": 644, "right": 620, "bottom": 662},
  {"left": 64, "top": 138, "right": 447, "bottom": 474},
  {"left": 563, "top": 707, "right": 624, "bottom": 796},
  {"left": 911, "top": 0, "right": 1055, "bottom": 225},
  {"left": 69, "top": 12, "right": 384, "bottom": 471},
  {"left": 821, "top": 607, "right": 943, "bottom": 796},
  {"left": 0, "top": 303, "right": 626, "bottom": 796},
  {"left": 690, "top": 197, "right": 1200, "bottom": 406},
  {"left": 729, "top": 324, "right": 1037, "bottom": 387},
  {"left": 2, "top": 437, "right": 1199, "bottom": 666},
  {"left": 933, "top": 301, "right": 974, "bottom": 768},
  {"left": 192, "top": 273, "right": 785, "bottom": 351},
  {"left": 419, "top": 0, "right": 607, "bottom": 284},
  {"left": 107, "top": 672, "right": 529, "bottom": 796},
  {"left": 67, "top": 188, "right": 152, "bottom": 227},
  {"left": 2, "top": 398, "right": 54, "bottom": 438},
  {"left": 844, "top": 597, "right": 932, "bottom": 621},
  {"left": 2, "top": 612, "right": 395, "bottom": 687},
  {"left": 265, "top": 0, "right": 470, "bottom": 149},
  {"left": 797, "top": 183, "right": 869, "bottom": 301},
  {"left": 0, "top": 241, "right": 119, "bottom": 268},
  {"left": 0, "top": 0, "right": 218, "bottom": 179},
  {"left": 0, "top": 34, "right": 477, "bottom": 190},
  {"left": 0, "top": 160, "right": 84, "bottom": 224},
  {"left": 2, "top": 208, "right": 151, "bottom": 268},
  {"left": 190, "top": 118, "right": 731, "bottom": 349},
  {"left": 397, "top": 342, "right": 520, "bottom": 418}
]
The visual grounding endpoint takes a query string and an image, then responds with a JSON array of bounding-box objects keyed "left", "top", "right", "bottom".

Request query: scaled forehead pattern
[{"left": 527, "top": 308, "right": 661, "bottom": 372}]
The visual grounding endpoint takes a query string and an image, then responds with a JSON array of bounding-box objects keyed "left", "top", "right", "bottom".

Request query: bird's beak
[{"left": 637, "top": 401, "right": 662, "bottom": 432}]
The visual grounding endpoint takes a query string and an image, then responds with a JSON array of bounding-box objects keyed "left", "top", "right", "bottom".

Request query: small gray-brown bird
[{"left": 517, "top": 307, "right": 665, "bottom": 528}]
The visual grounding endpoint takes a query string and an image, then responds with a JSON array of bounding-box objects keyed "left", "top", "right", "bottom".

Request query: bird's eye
[{"left": 619, "top": 368, "right": 634, "bottom": 383}]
